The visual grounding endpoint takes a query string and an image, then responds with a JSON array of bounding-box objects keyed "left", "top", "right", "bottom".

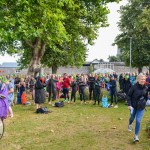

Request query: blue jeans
[{"left": 129, "top": 108, "right": 145, "bottom": 136}]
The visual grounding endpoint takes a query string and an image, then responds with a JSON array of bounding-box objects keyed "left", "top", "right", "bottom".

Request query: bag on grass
[
  {"left": 102, "top": 96, "right": 108, "bottom": 108},
  {"left": 54, "top": 101, "right": 64, "bottom": 107},
  {"left": 36, "top": 107, "right": 49, "bottom": 114},
  {"left": 117, "top": 91, "right": 127, "bottom": 101}
]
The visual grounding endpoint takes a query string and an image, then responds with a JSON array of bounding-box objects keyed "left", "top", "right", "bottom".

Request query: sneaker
[
  {"left": 48, "top": 102, "right": 52, "bottom": 105},
  {"left": 108, "top": 104, "right": 113, "bottom": 108},
  {"left": 114, "top": 105, "right": 118, "bottom": 108},
  {"left": 128, "top": 124, "right": 132, "bottom": 132},
  {"left": 134, "top": 135, "right": 139, "bottom": 142}
]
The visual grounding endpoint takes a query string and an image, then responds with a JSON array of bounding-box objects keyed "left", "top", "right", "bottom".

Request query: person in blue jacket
[{"left": 109, "top": 76, "right": 118, "bottom": 108}]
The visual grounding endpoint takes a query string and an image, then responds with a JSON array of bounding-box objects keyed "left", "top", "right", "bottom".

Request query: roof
[
  {"left": 0, "top": 62, "right": 18, "bottom": 68},
  {"left": 91, "top": 59, "right": 100, "bottom": 64}
]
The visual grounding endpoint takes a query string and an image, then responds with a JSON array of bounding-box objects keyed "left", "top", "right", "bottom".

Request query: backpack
[
  {"left": 54, "top": 101, "right": 64, "bottom": 107},
  {"left": 117, "top": 91, "right": 127, "bottom": 101},
  {"left": 36, "top": 107, "right": 49, "bottom": 114},
  {"left": 21, "top": 92, "right": 28, "bottom": 104}
]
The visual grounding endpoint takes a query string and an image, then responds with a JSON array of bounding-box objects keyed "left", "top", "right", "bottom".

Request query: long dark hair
[{"left": 35, "top": 76, "right": 43, "bottom": 89}]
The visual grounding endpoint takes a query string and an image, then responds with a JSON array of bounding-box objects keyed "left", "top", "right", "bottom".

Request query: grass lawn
[{"left": 0, "top": 94, "right": 150, "bottom": 150}]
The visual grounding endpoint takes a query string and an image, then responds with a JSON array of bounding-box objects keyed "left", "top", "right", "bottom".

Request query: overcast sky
[
  {"left": 0, "top": 0, "right": 128, "bottom": 64},
  {"left": 87, "top": 0, "right": 128, "bottom": 62}
]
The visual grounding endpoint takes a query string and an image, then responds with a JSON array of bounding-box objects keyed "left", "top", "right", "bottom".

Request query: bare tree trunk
[
  {"left": 27, "top": 39, "right": 46, "bottom": 77},
  {"left": 138, "top": 66, "right": 142, "bottom": 74},
  {"left": 52, "top": 66, "right": 58, "bottom": 74}
]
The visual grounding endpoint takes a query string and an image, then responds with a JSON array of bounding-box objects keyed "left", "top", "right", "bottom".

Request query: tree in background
[
  {"left": 114, "top": 0, "right": 150, "bottom": 73},
  {"left": 0, "top": 0, "right": 120, "bottom": 76},
  {"left": 99, "top": 59, "right": 104, "bottom": 62},
  {"left": 108, "top": 55, "right": 121, "bottom": 62}
]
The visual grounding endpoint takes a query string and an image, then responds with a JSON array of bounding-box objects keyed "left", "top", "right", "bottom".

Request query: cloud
[{"left": 87, "top": 0, "right": 128, "bottom": 62}]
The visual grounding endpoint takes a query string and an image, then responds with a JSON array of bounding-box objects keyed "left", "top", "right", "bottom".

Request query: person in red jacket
[{"left": 62, "top": 73, "right": 70, "bottom": 103}]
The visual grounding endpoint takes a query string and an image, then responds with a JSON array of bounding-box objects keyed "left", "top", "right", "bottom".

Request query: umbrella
[{"left": 94, "top": 68, "right": 114, "bottom": 74}]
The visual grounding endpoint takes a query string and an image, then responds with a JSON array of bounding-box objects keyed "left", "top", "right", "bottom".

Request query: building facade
[{"left": 0, "top": 61, "right": 148, "bottom": 75}]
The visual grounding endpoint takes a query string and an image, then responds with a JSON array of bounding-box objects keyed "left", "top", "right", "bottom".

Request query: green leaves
[
  {"left": 114, "top": 0, "right": 150, "bottom": 70},
  {"left": 0, "top": 0, "right": 120, "bottom": 73}
]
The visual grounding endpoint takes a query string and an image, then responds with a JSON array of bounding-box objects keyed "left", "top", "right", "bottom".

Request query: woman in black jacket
[
  {"left": 78, "top": 76, "right": 87, "bottom": 104},
  {"left": 127, "top": 73, "right": 148, "bottom": 142},
  {"left": 34, "top": 76, "right": 46, "bottom": 109}
]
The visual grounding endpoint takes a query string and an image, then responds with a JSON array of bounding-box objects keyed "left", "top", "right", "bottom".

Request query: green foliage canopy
[
  {"left": 114, "top": 0, "right": 150, "bottom": 71},
  {"left": 0, "top": 0, "right": 120, "bottom": 74}
]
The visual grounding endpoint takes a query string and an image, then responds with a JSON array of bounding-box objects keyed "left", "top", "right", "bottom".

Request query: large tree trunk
[
  {"left": 27, "top": 39, "right": 46, "bottom": 77},
  {"left": 138, "top": 66, "right": 142, "bottom": 74},
  {"left": 52, "top": 66, "right": 58, "bottom": 74}
]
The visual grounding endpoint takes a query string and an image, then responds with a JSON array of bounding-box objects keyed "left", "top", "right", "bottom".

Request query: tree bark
[
  {"left": 52, "top": 66, "right": 58, "bottom": 74},
  {"left": 27, "top": 39, "right": 46, "bottom": 77},
  {"left": 138, "top": 66, "right": 142, "bottom": 74}
]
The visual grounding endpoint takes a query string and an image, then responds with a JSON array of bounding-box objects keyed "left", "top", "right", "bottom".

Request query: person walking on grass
[{"left": 127, "top": 73, "right": 148, "bottom": 143}]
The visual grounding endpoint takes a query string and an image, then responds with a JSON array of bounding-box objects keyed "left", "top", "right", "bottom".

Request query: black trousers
[
  {"left": 63, "top": 88, "right": 69, "bottom": 100},
  {"left": 94, "top": 86, "right": 101, "bottom": 104},
  {"left": 71, "top": 89, "right": 77, "bottom": 102},
  {"left": 48, "top": 89, "right": 56, "bottom": 102},
  {"left": 89, "top": 86, "right": 95, "bottom": 100},
  {"left": 110, "top": 91, "right": 117, "bottom": 105},
  {"left": 79, "top": 87, "right": 86, "bottom": 102}
]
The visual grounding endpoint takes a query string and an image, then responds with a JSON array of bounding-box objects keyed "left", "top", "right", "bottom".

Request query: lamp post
[{"left": 130, "top": 37, "right": 132, "bottom": 73}]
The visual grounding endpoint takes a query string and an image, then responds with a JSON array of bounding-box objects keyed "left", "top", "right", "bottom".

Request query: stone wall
[
  {"left": 0, "top": 64, "right": 148, "bottom": 75},
  {"left": 44, "top": 66, "right": 89, "bottom": 75}
]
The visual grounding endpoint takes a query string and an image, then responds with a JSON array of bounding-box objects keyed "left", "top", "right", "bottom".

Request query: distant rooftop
[{"left": 0, "top": 62, "right": 18, "bottom": 68}]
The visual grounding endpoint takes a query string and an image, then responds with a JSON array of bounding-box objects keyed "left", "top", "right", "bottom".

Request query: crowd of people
[{"left": 0, "top": 71, "right": 150, "bottom": 142}]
